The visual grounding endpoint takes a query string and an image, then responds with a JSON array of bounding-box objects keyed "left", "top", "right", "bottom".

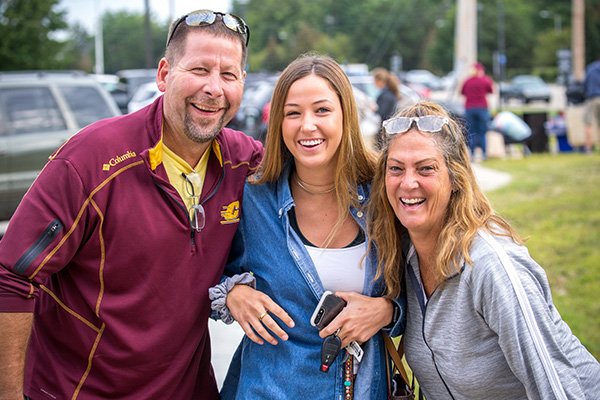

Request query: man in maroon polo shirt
[{"left": 0, "top": 9, "right": 262, "bottom": 399}]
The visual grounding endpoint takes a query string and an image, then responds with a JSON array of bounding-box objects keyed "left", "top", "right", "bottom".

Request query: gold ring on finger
[{"left": 258, "top": 311, "right": 268, "bottom": 321}]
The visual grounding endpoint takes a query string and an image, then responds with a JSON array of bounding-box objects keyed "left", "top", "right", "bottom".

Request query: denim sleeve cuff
[
  {"left": 209, "top": 272, "right": 256, "bottom": 324},
  {"left": 382, "top": 296, "right": 407, "bottom": 337}
]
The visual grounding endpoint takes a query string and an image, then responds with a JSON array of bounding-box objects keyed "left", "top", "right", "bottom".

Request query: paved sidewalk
[
  {"left": 209, "top": 319, "right": 244, "bottom": 389},
  {"left": 471, "top": 163, "right": 512, "bottom": 192},
  {"left": 209, "top": 163, "right": 512, "bottom": 389}
]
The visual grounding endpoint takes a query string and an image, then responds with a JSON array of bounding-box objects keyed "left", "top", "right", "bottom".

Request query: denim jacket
[{"left": 215, "top": 164, "right": 405, "bottom": 400}]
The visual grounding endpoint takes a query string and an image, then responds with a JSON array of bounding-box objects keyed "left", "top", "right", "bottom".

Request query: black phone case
[{"left": 311, "top": 293, "right": 347, "bottom": 330}]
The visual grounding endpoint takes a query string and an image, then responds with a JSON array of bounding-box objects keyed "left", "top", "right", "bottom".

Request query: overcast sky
[{"left": 59, "top": 0, "right": 232, "bottom": 32}]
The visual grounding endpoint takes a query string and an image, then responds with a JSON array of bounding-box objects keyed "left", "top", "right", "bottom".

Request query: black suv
[{"left": 0, "top": 71, "right": 121, "bottom": 224}]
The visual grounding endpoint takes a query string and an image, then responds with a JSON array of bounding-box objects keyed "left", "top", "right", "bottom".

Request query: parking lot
[{"left": 430, "top": 82, "right": 567, "bottom": 113}]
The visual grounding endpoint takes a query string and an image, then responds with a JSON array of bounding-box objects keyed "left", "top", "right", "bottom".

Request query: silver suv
[{"left": 0, "top": 71, "right": 121, "bottom": 223}]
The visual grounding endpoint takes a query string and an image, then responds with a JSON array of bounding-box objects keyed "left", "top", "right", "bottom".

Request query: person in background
[
  {"left": 544, "top": 110, "right": 570, "bottom": 154},
  {"left": 583, "top": 56, "right": 600, "bottom": 153},
  {"left": 373, "top": 67, "right": 401, "bottom": 150},
  {"left": 0, "top": 9, "right": 262, "bottom": 400},
  {"left": 258, "top": 100, "right": 271, "bottom": 143},
  {"left": 368, "top": 101, "right": 600, "bottom": 399},
  {"left": 460, "top": 62, "right": 493, "bottom": 161},
  {"left": 210, "top": 54, "right": 405, "bottom": 399}
]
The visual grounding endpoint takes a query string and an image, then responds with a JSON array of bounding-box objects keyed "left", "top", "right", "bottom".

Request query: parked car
[
  {"left": 90, "top": 73, "right": 120, "bottom": 92},
  {"left": 228, "top": 73, "right": 279, "bottom": 142},
  {"left": 440, "top": 70, "right": 458, "bottom": 90},
  {"left": 127, "top": 82, "right": 161, "bottom": 113},
  {"left": 346, "top": 74, "right": 422, "bottom": 108},
  {"left": 403, "top": 69, "right": 444, "bottom": 91},
  {"left": 341, "top": 63, "right": 370, "bottom": 77},
  {"left": 116, "top": 69, "right": 158, "bottom": 113},
  {"left": 351, "top": 86, "right": 381, "bottom": 145},
  {"left": 500, "top": 75, "right": 551, "bottom": 104},
  {"left": 0, "top": 71, "right": 121, "bottom": 222},
  {"left": 91, "top": 73, "right": 130, "bottom": 114}
]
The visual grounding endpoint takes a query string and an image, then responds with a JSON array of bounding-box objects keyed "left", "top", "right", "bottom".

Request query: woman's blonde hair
[
  {"left": 256, "top": 53, "right": 377, "bottom": 246},
  {"left": 367, "top": 101, "right": 522, "bottom": 297}
]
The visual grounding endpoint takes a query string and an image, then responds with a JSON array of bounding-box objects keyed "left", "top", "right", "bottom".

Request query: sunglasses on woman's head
[
  {"left": 166, "top": 9, "right": 250, "bottom": 47},
  {"left": 383, "top": 115, "right": 449, "bottom": 135}
]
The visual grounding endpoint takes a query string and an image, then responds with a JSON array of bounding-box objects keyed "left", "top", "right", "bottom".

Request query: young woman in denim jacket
[{"left": 210, "top": 54, "right": 406, "bottom": 399}]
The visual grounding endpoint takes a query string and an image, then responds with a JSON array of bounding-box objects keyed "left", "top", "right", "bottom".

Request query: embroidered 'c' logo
[{"left": 220, "top": 201, "right": 240, "bottom": 224}]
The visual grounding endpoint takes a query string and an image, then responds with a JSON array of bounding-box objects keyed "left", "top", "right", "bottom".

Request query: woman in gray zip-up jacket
[{"left": 368, "top": 101, "right": 600, "bottom": 399}]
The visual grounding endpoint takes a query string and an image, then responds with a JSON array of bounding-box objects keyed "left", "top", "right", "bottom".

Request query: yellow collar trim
[
  {"left": 148, "top": 138, "right": 163, "bottom": 171},
  {"left": 212, "top": 140, "right": 223, "bottom": 167},
  {"left": 148, "top": 129, "right": 223, "bottom": 170}
]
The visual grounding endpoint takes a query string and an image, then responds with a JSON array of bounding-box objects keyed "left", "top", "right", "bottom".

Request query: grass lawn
[{"left": 483, "top": 152, "right": 600, "bottom": 360}]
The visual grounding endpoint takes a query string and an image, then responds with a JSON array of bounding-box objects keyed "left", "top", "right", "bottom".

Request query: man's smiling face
[{"left": 158, "top": 30, "right": 245, "bottom": 143}]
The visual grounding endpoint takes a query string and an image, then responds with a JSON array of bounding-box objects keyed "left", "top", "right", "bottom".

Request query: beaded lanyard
[{"left": 343, "top": 353, "right": 354, "bottom": 399}]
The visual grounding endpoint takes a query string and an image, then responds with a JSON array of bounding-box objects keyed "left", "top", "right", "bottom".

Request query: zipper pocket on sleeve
[{"left": 14, "top": 220, "right": 63, "bottom": 274}]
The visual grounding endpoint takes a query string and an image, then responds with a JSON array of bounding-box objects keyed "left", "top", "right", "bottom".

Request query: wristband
[{"left": 385, "top": 300, "right": 400, "bottom": 329}]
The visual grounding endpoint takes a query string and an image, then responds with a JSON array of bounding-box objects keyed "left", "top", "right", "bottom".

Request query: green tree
[
  {"left": 234, "top": 0, "right": 452, "bottom": 72},
  {"left": 0, "top": 0, "right": 69, "bottom": 70},
  {"left": 101, "top": 10, "right": 168, "bottom": 73},
  {"left": 58, "top": 23, "right": 94, "bottom": 72},
  {"left": 233, "top": 0, "right": 599, "bottom": 78},
  {"left": 533, "top": 30, "right": 571, "bottom": 81},
  {"left": 234, "top": 0, "right": 328, "bottom": 70},
  {"left": 585, "top": 0, "right": 600, "bottom": 65}
]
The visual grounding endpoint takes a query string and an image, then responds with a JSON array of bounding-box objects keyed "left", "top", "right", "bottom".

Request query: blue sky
[{"left": 59, "top": 0, "right": 232, "bottom": 32}]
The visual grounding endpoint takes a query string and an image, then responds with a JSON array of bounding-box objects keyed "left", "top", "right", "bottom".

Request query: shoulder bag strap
[
  {"left": 479, "top": 230, "right": 568, "bottom": 400},
  {"left": 383, "top": 334, "right": 411, "bottom": 385}
]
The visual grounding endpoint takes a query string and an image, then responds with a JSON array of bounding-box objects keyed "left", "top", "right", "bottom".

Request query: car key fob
[{"left": 320, "top": 334, "right": 342, "bottom": 372}]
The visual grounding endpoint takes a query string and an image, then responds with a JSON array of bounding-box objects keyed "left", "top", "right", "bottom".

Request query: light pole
[
  {"left": 453, "top": 0, "right": 477, "bottom": 93},
  {"left": 169, "top": 0, "right": 175, "bottom": 24},
  {"left": 496, "top": 0, "right": 506, "bottom": 83},
  {"left": 144, "top": 0, "right": 153, "bottom": 68},
  {"left": 94, "top": 0, "right": 104, "bottom": 74},
  {"left": 572, "top": 0, "right": 585, "bottom": 81}
]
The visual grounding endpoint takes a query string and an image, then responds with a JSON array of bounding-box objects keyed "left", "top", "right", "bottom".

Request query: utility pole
[
  {"left": 565, "top": 0, "right": 586, "bottom": 149},
  {"left": 169, "top": 0, "right": 176, "bottom": 24},
  {"left": 572, "top": 0, "right": 585, "bottom": 81},
  {"left": 452, "top": 0, "right": 477, "bottom": 97},
  {"left": 496, "top": 0, "right": 506, "bottom": 83},
  {"left": 94, "top": 0, "right": 104, "bottom": 74},
  {"left": 144, "top": 0, "right": 153, "bottom": 69}
]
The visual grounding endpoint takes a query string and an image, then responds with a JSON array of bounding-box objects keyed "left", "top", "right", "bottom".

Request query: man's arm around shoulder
[{"left": 0, "top": 312, "right": 32, "bottom": 400}]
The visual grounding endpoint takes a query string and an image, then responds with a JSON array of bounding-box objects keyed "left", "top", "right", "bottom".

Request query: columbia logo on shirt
[{"left": 102, "top": 150, "right": 137, "bottom": 171}]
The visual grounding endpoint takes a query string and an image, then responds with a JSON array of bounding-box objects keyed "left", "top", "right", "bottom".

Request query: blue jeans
[{"left": 465, "top": 108, "right": 491, "bottom": 158}]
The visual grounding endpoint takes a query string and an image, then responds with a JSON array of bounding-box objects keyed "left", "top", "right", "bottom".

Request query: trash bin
[
  {"left": 523, "top": 112, "right": 548, "bottom": 153},
  {"left": 557, "top": 135, "right": 573, "bottom": 152},
  {"left": 544, "top": 113, "right": 573, "bottom": 153}
]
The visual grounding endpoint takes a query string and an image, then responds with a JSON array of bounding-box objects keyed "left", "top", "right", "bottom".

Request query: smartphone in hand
[
  {"left": 310, "top": 291, "right": 347, "bottom": 330},
  {"left": 311, "top": 291, "right": 364, "bottom": 362}
]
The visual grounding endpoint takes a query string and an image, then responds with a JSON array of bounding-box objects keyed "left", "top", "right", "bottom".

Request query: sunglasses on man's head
[
  {"left": 166, "top": 9, "right": 250, "bottom": 48},
  {"left": 383, "top": 116, "right": 449, "bottom": 135}
]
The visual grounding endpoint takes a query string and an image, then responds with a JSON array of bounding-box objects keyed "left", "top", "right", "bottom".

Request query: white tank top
[{"left": 306, "top": 242, "right": 367, "bottom": 293}]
